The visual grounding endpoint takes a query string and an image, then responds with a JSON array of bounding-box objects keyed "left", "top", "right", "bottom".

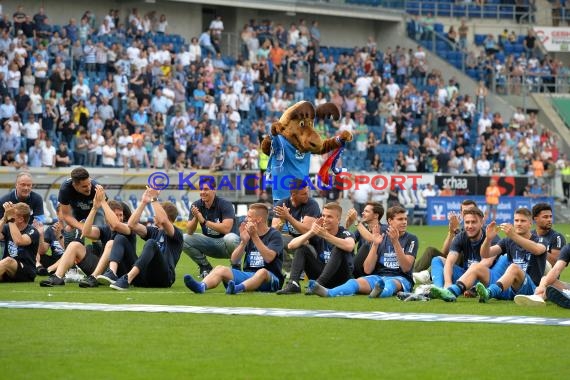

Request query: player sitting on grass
[
  {"left": 272, "top": 180, "right": 321, "bottom": 276},
  {"left": 474, "top": 208, "right": 547, "bottom": 303},
  {"left": 412, "top": 199, "right": 478, "bottom": 285},
  {"left": 428, "top": 208, "right": 506, "bottom": 300},
  {"left": 79, "top": 186, "right": 137, "bottom": 288},
  {"left": 276, "top": 202, "right": 355, "bottom": 295},
  {"left": 0, "top": 202, "right": 39, "bottom": 283},
  {"left": 183, "top": 203, "right": 284, "bottom": 295},
  {"left": 431, "top": 208, "right": 544, "bottom": 302},
  {"left": 110, "top": 187, "right": 183, "bottom": 290},
  {"left": 40, "top": 186, "right": 132, "bottom": 287},
  {"left": 35, "top": 205, "right": 65, "bottom": 275},
  {"left": 309, "top": 205, "right": 418, "bottom": 298},
  {"left": 514, "top": 244, "right": 570, "bottom": 309},
  {"left": 345, "top": 201, "right": 385, "bottom": 278},
  {"left": 529, "top": 203, "right": 565, "bottom": 274}
]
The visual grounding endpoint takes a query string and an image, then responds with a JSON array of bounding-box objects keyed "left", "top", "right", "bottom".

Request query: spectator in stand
[
  {"left": 440, "top": 184, "right": 454, "bottom": 197},
  {"left": 55, "top": 142, "right": 72, "bottom": 167}
]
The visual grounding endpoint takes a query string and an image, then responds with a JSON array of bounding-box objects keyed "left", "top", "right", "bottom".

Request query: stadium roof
[{"left": 167, "top": 0, "right": 403, "bottom": 22}]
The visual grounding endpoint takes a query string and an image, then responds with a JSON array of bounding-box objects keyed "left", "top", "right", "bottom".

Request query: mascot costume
[{"left": 260, "top": 101, "right": 353, "bottom": 202}]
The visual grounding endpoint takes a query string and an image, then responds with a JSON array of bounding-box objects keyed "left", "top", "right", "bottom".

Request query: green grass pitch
[{"left": 2, "top": 225, "right": 570, "bottom": 379}]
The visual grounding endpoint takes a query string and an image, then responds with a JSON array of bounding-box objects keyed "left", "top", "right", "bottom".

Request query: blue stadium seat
[
  {"left": 474, "top": 34, "right": 486, "bottom": 46},
  {"left": 467, "top": 5, "right": 482, "bottom": 18},
  {"left": 513, "top": 44, "right": 524, "bottom": 54},
  {"left": 452, "top": 4, "right": 466, "bottom": 17},
  {"left": 484, "top": 5, "right": 499, "bottom": 18},
  {"left": 49, "top": 194, "right": 58, "bottom": 211},
  {"left": 499, "top": 6, "right": 514, "bottom": 19},
  {"left": 495, "top": 52, "right": 505, "bottom": 63},
  {"left": 406, "top": 2, "right": 420, "bottom": 15},
  {"left": 438, "top": 3, "right": 451, "bottom": 17},
  {"left": 436, "top": 41, "right": 449, "bottom": 51},
  {"left": 466, "top": 69, "right": 478, "bottom": 80}
]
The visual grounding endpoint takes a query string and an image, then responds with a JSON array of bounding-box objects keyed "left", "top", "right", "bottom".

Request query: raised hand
[
  {"left": 147, "top": 186, "right": 161, "bottom": 199},
  {"left": 448, "top": 212, "right": 460, "bottom": 233},
  {"left": 346, "top": 208, "right": 358, "bottom": 225},
  {"left": 32, "top": 219, "right": 44, "bottom": 233},
  {"left": 371, "top": 224, "right": 384, "bottom": 245},
  {"left": 500, "top": 223, "right": 514, "bottom": 238},
  {"left": 141, "top": 187, "right": 153, "bottom": 204},
  {"left": 52, "top": 221, "right": 63, "bottom": 236},
  {"left": 273, "top": 205, "right": 290, "bottom": 220},
  {"left": 386, "top": 225, "right": 399, "bottom": 242},
  {"left": 245, "top": 221, "right": 257, "bottom": 237},
  {"left": 486, "top": 220, "right": 497, "bottom": 240},
  {"left": 310, "top": 217, "right": 326, "bottom": 237},
  {"left": 191, "top": 206, "right": 205, "bottom": 223},
  {"left": 239, "top": 221, "right": 250, "bottom": 243},
  {"left": 93, "top": 185, "right": 105, "bottom": 208},
  {"left": 3, "top": 202, "right": 15, "bottom": 220}
]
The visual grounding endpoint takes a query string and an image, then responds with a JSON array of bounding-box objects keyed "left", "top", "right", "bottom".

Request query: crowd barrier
[{"left": 426, "top": 195, "right": 554, "bottom": 226}]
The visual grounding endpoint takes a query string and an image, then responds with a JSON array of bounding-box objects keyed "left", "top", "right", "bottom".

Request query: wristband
[
  {"left": 151, "top": 197, "right": 159, "bottom": 203},
  {"left": 7, "top": 218, "right": 15, "bottom": 223}
]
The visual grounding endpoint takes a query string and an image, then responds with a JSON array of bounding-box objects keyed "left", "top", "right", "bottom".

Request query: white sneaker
[
  {"left": 413, "top": 270, "right": 431, "bottom": 285},
  {"left": 514, "top": 294, "right": 546, "bottom": 307},
  {"left": 414, "top": 284, "right": 433, "bottom": 296}
]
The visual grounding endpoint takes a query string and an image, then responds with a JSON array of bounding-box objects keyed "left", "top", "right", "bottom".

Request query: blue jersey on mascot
[{"left": 260, "top": 101, "right": 353, "bottom": 203}]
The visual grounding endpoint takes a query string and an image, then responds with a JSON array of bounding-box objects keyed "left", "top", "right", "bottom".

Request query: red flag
[{"left": 318, "top": 147, "right": 343, "bottom": 186}]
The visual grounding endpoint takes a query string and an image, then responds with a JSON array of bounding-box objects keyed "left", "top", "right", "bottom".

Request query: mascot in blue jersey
[{"left": 260, "top": 101, "right": 352, "bottom": 202}]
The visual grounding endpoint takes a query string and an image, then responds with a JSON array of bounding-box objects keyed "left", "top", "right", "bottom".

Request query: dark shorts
[
  {"left": 2, "top": 260, "right": 36, "bottom": 282},
  {"left": 77, "top": 244, "right": 102, "bottom": 275},
  {"left": 39, "top": 254, "right": 60, "bottom": 269}
]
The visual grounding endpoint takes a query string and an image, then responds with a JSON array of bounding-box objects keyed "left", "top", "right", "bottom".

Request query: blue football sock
[
  {"left": 184, "top": 274, "right": 205, "bottom": 294},
  {"left": 380, "top": 280, "right": 398, "bottom": 298},
  {"left": 430, "top": 257, "right": 445, "bottom": 288},
  {"left": 234, "top": 283, "right": 245, "bottom": 294},
  {"left": 328, "top": 279, "right": 360, "bottom": 297},
  {"left": 448, "top": 284, "right": 461, "bottom": 297},
  {"left": 488, "top": 283, "right": 502, "bottom": 299}
]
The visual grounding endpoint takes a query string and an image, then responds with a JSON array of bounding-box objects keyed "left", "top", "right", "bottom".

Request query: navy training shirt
[
  {"left": 242, "top": 227, "right": 284, "bottom": 284},
  {"left": 497, "top": 233, "right": 547, "bottom": 286},
  {"left": 190, "top": 196, "right": 235, "bottom": 238},
  {"left": 449, "top": 229, "right": 500, "bottom": 270},
  {"left": 372, "top": 231, "right": 419, "bottom": 285},
  {"left": 275, "top": 197, "right": 321, "bottom": 237},
  {"left": 2, "top": 224, "right": 40, "bottom": 269},
  {"left": 144, "top": 225, "right": 184, "bottom": 284},
  {"left": 0, "top": 190, "right": 44, "bottom": 224},
  {"left": 58, "top": 178, "right": 101, "bottom": 221}
]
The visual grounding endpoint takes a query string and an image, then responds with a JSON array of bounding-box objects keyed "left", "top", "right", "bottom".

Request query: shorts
[
  {"left": 40, "top": 254, "right": 60, "bottom": 269},
  {"left": 487, "top": 204, "right": 498, "bottom": 212},
  {"left": 363, "top": 275, "right": 413, "bottom": 293},
  {"left": 77, "top": 244, "right": 102, "bottom": 276},
  {"left": 2, "top": 260, "right": 36, "bottom": 282},
  {"left": 488, "top": 255, "right": 510, "bottom": 285},
  {"left": 229, "top": 269, "right": 281, "bottom": 292}
]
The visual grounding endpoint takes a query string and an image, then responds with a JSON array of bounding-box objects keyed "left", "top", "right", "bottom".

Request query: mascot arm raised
[{"left": 260, "top": 101, "right": 352, "bottom": 156}]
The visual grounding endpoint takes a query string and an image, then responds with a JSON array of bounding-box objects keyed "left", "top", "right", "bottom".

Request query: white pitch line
[{"left": 0, "top": 301, "right": 569, "bottom": 326}]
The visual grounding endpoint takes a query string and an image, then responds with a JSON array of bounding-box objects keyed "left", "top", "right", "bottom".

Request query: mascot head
[{"left": 261, "top": 101, "right": 345, "bottom": 156}]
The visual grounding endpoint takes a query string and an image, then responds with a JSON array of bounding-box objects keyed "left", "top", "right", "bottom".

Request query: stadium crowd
[
  {"left": 408, "top": 8, "right": 570, "bottom": 97},
  {"left": 1, "top": 5, "right": 570, "bottom": 309},
  {"left": 0, "top": 4, "right": 565, "bottom": 182}
]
